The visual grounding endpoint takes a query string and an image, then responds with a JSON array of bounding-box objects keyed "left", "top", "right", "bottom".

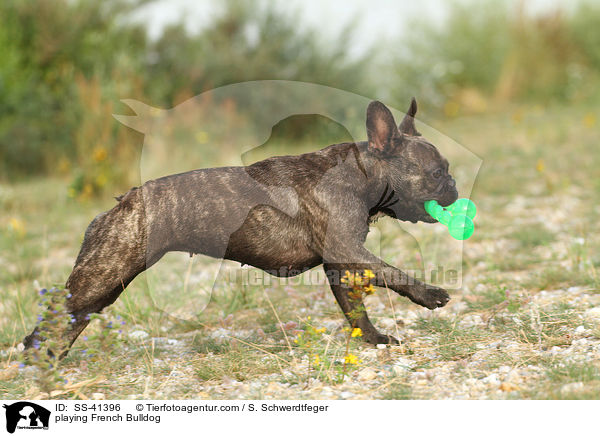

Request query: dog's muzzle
[{"left": 437, "top": 177, "right": 458, "bottom": 207}]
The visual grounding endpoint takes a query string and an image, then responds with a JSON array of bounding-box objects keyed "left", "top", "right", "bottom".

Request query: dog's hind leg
[{"left": 23, "top": 188, "right": 159, "bottom": 355}]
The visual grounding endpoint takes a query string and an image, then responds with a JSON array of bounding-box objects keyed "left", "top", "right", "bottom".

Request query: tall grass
[
  {"left": 391, "top": 1, "right": 600, "bottom": 113},
  {"left": 0, "top": 0, "right": 371, "bottom": 196}
]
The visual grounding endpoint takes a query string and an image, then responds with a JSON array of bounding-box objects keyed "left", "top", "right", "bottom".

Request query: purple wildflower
[{"left": 39, "top": 289, "right": 47, "bottom": 296}]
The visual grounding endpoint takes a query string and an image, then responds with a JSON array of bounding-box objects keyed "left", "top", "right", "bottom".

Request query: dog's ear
[
  {"left": 399, "top": 97, "right": 421, "bottom": 136},
  {"left": 366, "top": 101, "right": 402, "bottom": 153}
]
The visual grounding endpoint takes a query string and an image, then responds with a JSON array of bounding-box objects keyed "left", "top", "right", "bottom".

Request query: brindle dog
[{"left": 24, "top": 98, "right": 457, "bottom": 353}]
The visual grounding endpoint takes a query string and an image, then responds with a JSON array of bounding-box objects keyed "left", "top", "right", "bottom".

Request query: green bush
[
  {"left": 390, "top": 1, "right": 600, "bottom": 112},
  {"left": 0, "top": 0, "right": 372, "bottom": 193}
]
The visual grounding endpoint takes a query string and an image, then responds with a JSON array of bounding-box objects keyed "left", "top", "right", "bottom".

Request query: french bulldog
[{"left": 24, "top": 98, "right": 458, "bottom": 353}]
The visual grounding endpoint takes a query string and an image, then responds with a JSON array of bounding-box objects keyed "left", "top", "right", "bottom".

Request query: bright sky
[{"left": 134, "top": 0, "right": 573, "bottom": 58}]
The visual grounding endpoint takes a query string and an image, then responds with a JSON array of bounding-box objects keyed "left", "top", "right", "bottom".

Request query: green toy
[{"left": 424, "top": 198, "right": 477, "bottom": 240}]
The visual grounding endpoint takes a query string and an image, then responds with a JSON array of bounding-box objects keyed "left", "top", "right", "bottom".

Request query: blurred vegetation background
[{"left": 1, "top": 0, "right": 599, "bottom": 197}]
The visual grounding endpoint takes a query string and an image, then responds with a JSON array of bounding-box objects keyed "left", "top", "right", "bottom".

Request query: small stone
[
  {"left": 129, "top": 330, "right": 149, "bottom": 340},
  {"left": 265, "top": 382, "right": 282, "bottom": 393},
  {"left": 560, "top": 382, "right": 584, "bottom": 395},
  {"left": 392, "top": 357, "right": 416, "bottom": 374},
  {"left": 412, "top": 371, "right": 427, "bottom": 379},
  {"left": 91, "top": 392, "right": 105, "bottom": 400},
  {"left": 357, "top": 368, "right": 377, "bottom": 381},
  {"left": 574, "top": 325, "right": 586, "bottom": 334},
  {"left": 378, "top": 318, "right": 396, "bottom": 329},
  {"left": 505, "top": 370, "right": 522, "bottom": 384},
  {"left": 584, "top": 307, "right": 600, "bottom": 321},
  {"left": 376, "top": 344, "right": 387, "bottom": 350},
  {"left": 482, "top": 373, "right": 500, "bottom": 386},
  {"left": 340, "top": 391, "right": 354, "bottom": 399},
  {"left": 451, "top": 301, "right": 468, "bottom": 313},
  {"left": 360, "top": 349, "right": 377, "bottom": 360},
  {"left": 499, "top": 382, "right": 518, "bottom": 392},
  {"left": 0, "top": 365, "right": 19, "bottom": 381}
]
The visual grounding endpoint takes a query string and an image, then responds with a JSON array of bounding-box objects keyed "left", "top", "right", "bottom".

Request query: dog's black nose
[{"left": 447, "top": 178, "right": 456, "bottom": 188}]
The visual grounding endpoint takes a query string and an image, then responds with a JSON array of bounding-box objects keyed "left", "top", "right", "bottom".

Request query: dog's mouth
[
  {"left": 418, "top": 185, "right": 458, "bottom": 223},
  {"left": 416, "top": 201, "right": 437, "bottom": 223},
  {"left": 420, "top": 178, "right": 458, "bottom": 216}
]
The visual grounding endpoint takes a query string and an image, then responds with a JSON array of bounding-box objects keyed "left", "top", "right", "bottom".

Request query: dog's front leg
[
  {"left": 323, "top": 262, "right": 399, "bottom": 345},
  {"left": 323, "top": 244, "right": 449, "bottom": 344}
]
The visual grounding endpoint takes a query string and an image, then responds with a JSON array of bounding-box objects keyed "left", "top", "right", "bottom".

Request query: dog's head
[{"left": 366, "top": 98, "right": 458, "bottom": 223}]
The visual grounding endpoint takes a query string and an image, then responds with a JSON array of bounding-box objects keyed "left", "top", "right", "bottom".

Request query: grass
[
  {"left": 0, "top": 103, "right": 599, "bottom": 399},
  {"left": 380, "top": 380, "right": 413, "bottom": 400},
  {"left": 413, "top": 316, "right": 488, "bottom": 361},
  {"left": 529, "top": 362, "right": 600, "bottom": 400},
  {"left": 511, "top": 225, "right": 555, "bottom": 249},
  {"left": 524, "top": 268, "right": 597, "bottom": 291}
]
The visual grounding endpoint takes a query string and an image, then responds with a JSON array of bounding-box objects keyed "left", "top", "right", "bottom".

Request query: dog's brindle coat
[{"left": 24, "top": 99, "right": 458, "bottom": 352}]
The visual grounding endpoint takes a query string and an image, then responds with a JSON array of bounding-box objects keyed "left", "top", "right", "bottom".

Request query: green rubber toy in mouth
[{"left": 424, "top": 198, "right": 477, "bottom": 240}]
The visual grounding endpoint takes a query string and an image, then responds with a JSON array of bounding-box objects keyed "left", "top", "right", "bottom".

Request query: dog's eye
[{"left": 433, "top": 169, "right": 443, "bottom": 179}]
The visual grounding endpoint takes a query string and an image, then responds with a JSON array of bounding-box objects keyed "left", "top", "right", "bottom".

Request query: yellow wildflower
[
  {"left": 95, "top": 173, "right": 107, "bottom": 187},
  {"left": 341, "top": 270, "right": 352, "bottom": 285},
  {"left": 313, "top": 355, "right": 321, "bottom": 365},
  {"left": 79, "top": 183, "right": 93, "bottom": 200},
  {"left": 536, "top": 159, "right": 545, "bottom": 173},
  {"left": 93, "top": 147, "right": 107, "bottom": 163},
  {"left": 583, "top": 113, "right": 596, "bottom": 129},
  {"left": 363, "top": 284, "right": 376, "bottom": 295},
  {"left": 363, "top": 269, "right": 375, "bottom": 280},
  {"left": 444, "top": 101, "right": 459, "bottom": 118},
  {"left": 511, "top": 109, "right": 523, "bottom": 125},
  {"left": 351, "top": 328, "right": 362, "bottom": 338},
  {"left": 8, "top": 218, "right": 26, "bottom": 237},
  {"left": 314, "top": 327, "right": 326, "bottom": 334},
  {"left": 344, "top": 353, "right": 358, "bottom": 365},
  {"left": 57, "top": 157, "right": 71, "bottom": 174},
  {"left": 195, "top": 131, "right": 209, "bottom": 144}
]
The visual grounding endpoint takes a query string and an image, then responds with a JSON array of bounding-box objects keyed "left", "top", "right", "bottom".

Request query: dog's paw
[
  {"left": 410, "top": 285, "right": 450, "bottom": 310},
  {"left": 363, "top": 332, "right": 399, "bottom": 346}
]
